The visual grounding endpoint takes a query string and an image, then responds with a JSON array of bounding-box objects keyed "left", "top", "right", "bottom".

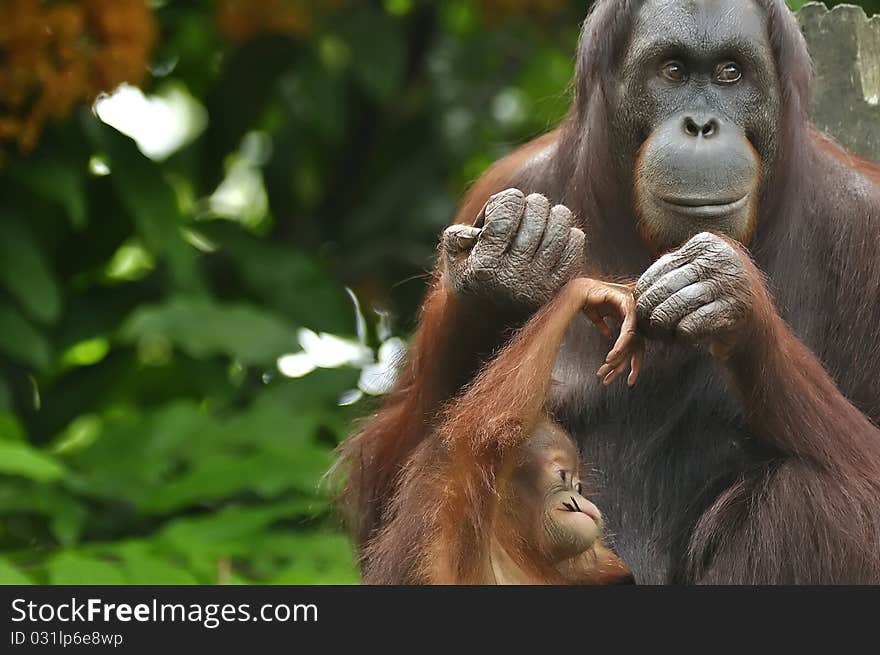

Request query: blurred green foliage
[{"left": 0, "top": 0, "right": 876, "bottom": 585}]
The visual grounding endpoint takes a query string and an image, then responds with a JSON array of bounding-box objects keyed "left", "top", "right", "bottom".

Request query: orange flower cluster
[
  {"left": 216, "top": 0, "right": 347, "bottom": 41},
  {"left": 0, "top": 0, "right": 157, "bottom": 154}
]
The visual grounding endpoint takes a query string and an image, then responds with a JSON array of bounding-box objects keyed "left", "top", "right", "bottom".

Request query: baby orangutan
[{"left": 362, "top": 277, "right": 642, "bottom": 584}]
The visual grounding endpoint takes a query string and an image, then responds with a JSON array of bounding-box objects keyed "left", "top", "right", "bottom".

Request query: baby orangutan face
[{"left": 510, "top": 421, "right": 603, "bottom": 563}]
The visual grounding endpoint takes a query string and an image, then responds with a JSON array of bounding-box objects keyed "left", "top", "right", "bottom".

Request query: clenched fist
[
  {"left": 633, "top": 232, "right": 758, "bottom": 357},
  {"left": 441, "top": 189, "right": 586, "bottom": 311}
]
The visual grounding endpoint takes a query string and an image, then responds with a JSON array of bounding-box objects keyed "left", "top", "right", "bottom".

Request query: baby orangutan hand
[{"left": 565, "top": 278, "right": 643, "bottom": 387}]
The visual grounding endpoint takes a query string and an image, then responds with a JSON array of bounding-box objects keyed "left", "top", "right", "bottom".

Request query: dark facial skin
[
  {"left": 510, "top": 422, "right": 603, "bottom": 562},
  {"left": 611, "top": 0, "right": 781, "bottom": 251}
]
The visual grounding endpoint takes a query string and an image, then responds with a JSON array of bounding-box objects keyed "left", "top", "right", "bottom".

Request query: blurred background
[{"left": 0, "top": 0, "right": 875, "bottom": 585}]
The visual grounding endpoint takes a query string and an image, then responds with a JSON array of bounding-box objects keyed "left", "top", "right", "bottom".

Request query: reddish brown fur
[
  {"left": 336, "top": 0, "right": 880, "bottom": 584},
  {"left": 334, "top": 135, "right": 561, "bottom": 546},
  {"left": 361, "top": 278, "right": 635, "bottom": 584},
  {"left": 686, "top": 237, "right": 880, "bottom": 582}
]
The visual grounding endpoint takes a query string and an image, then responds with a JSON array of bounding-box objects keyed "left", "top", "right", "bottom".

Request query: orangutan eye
[
  {"left": 659, "top": 60, "right": 687, "bottom": 83},
  {"left": 575, "top": 482, "right": 583, "bottom": 495},
  {"left": 559, "top": 470, "right": 567, "bottom": 483},
  {"left": 716, "top": 61, "right": 742, "bottom": 84}
]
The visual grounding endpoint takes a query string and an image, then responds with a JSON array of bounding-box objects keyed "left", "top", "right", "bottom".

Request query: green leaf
[
  {"left": 440, "top": 0, "right": 478, "bottom": 36},
  {"left": 121, "top": 554, "right": 199, "bottom": 585},
  {"left": 336, "top": 6, "right": 405, "bottom": 102},
  {"left": 82, "top": 114, "right": 203, "bottom": 293},
  {"left": 49, "top": 502, "right": 88, "bottom": 547},
  {"left": 47, "top": 552, "right": 126, "bottom": 585},
  {"left": 51, "top": 414, "right": 103, "bottom": 455},
  {"left": 120, "top": 296, "right": 297, "bottom": 365},
  {"left": 0, "top": 377, "right": 10, "bottom": 412},
  {"left": 112, "top": 544, "right": 200, "bottom": 585},
  {"left": 0, "top": 441, "right": 66, "bottom": 481},
  {"left": 60, "top": 337, "right": 110, "bottom": 368},
  {"left": 0, "top": 412, "right": 26, "bottom": 443},
  {"left": 203, "top": 225, "right": 352, "bottom": 333},
  {"left": 158, "top": 500, "right": 318, "bottom": 559},
  {"left": 104, "top": 238, "right": 156, "bottom": 282},
  {"left": 141, "top": 447, "right": 332, "bottom": 514},
  {"left": 0, "top": 304, "right": 50, "bottom": 370},
  {"left": 384, "top": 0, "right": 414, "bottom": 17},
  {"left": 8, "top": 157, "right": 87, "bottom": 230},
  {"left": 516, "top": 47, "right": 575, "bottom": 128},
  {"left": 269, "top": 533, "right": 358, "bottom": 585},
  {"left": 0, "top": 557, "right": 34, "bottom": 584},
  {"left": 0, "top": 217, "right": 62, "bottom": 324}
]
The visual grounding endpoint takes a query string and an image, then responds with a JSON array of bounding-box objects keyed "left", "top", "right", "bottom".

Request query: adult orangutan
[
  {"left": 337, "top": 0, "right": 880, "bottom": 583},
  {"left": 363, "top": 277, "right": 641, "bottom": 584}
]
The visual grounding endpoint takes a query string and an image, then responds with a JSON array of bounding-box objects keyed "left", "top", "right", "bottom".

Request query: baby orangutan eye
[
  {"left": 576, "top": 482, "right": 583, "bottom": 495},
  {"left": 562, "top": 497, "right": 582, "bottom": 513}
]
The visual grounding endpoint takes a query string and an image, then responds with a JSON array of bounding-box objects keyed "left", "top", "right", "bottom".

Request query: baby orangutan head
[{"left": 507, "top": 420, "right": 603, "bottom": 563}]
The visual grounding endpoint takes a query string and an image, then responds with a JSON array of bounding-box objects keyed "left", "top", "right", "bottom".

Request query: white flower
[
  {"left": 274, "top": 288, "right": 407, "bottom": 405},
  {"left": 357, "top": 337, "right": 406, "bottom": 396},
  {"left": 276, "top": 328, "right": 372, "bottom": 379}
]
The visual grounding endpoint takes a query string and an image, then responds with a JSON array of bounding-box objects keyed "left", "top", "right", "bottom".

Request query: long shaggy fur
[{"left": 334, "top": 0, "right": 880, "bottom": 583}]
